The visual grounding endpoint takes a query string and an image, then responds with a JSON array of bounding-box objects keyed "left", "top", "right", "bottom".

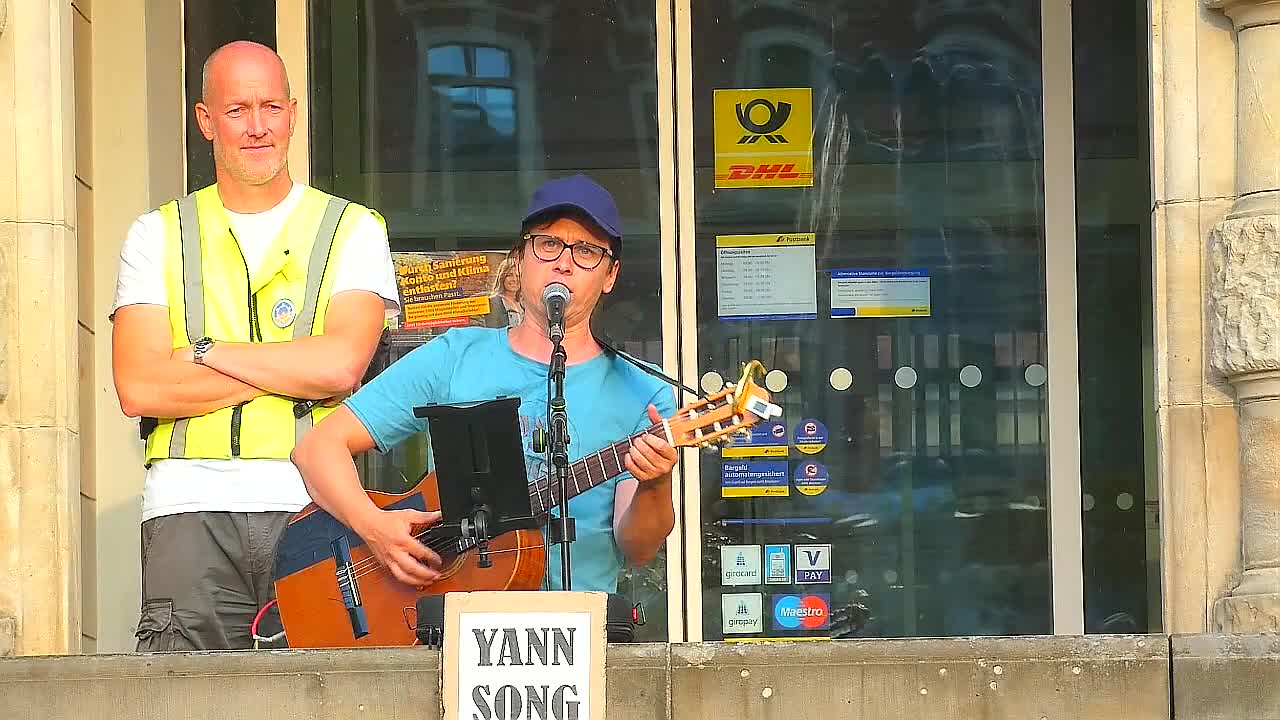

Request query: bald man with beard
[{"left": 110, "top": 41, "right": 400, "bottom": 651}]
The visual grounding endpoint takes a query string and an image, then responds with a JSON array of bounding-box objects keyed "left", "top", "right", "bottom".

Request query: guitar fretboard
[{"left": 526, "top": 424, "right": 669, "bottom": 516}]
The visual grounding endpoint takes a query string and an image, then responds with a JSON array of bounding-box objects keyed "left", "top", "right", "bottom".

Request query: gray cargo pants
[{"left": 135, "top": 511, "right": 292, "bottom": 652}]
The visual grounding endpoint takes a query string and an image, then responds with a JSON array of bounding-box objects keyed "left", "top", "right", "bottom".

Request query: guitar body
[{"left": 272, "top": 472, "right": 547, "bottom": 648}]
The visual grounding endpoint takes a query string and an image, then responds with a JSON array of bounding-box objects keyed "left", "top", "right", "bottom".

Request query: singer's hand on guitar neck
[
  {"left": 623, "top": 404, "right": 679, "bottom": 484},
  {"left": 351, "top": 507, "right": 445, "bottom": 590}
]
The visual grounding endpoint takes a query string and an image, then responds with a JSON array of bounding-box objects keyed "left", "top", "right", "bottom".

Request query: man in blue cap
[{"left": 291, "top": 175, "right": 679, "bottom": 593}]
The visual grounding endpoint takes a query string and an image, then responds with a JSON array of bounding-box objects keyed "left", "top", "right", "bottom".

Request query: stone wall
[{"left": 0, "top": 0, "right": 83, "bottom": 657}]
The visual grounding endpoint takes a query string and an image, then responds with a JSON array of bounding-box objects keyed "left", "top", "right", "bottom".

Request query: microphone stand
[{"left": 548, "top": 325, "right": 575, "bottom": 591}]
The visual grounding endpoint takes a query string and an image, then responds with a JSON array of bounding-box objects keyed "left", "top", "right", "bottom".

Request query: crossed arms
[{"left": 112, "top": 291, "right": 387, "bottom": 419}]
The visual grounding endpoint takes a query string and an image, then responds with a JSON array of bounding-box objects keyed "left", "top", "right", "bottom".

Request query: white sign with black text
[{"left": 444, "top": 591, "right": 607, "bottom": 720}]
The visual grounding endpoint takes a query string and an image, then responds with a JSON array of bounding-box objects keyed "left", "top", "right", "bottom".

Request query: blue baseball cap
[{"left": 522, "top": 174, "right": 623, "bottom": 250}]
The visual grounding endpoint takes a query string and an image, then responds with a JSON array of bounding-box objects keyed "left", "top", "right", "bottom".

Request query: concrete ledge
[
  {"left": 1, "top": 635, "right": 1252, "bottom": 720},
  {"left": 0, "top": 648, "right": 441, "bottom": 720},
  {"left": 672, "top": 636, "right": 1170, "bottom": 720},
  {"left": 1173, "top": 634, "right": 1280, "bottom": 720}
]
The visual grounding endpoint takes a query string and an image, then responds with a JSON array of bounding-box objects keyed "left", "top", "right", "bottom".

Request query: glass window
[
  {"left": 692, "top": 1, "right": 1051, "bottom": 640},
  {"left": 182, "top": 1, "right": 278, "bottom": 191},
  {"left": 1072, "top": 0, "right": 1158, "bottom": 634},
  {"left": 309, "top": 0, "right": 665, "bottom": 640}
]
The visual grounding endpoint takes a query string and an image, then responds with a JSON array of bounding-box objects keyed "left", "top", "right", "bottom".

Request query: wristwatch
[{"left": 193, "top": 336, "right": 215, "bottom": 364}]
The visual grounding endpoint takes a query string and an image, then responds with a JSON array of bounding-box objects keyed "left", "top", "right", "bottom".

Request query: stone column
[
  {"left": 1206, "top": 0, "right": 1280, "bottom": 632},
  {"left": 0, "top": 0, "right": 9, "bottom": 659},
  {"left": 0, "top": 0, "right": 82, "bottom": 655}
]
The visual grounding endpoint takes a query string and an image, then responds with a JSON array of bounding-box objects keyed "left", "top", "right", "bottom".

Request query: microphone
[{"left": 543, "top": 282, "right": 571, "bottom": 344}]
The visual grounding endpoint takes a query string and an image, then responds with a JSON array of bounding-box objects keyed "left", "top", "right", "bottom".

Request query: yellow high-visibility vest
[{"left": 143, "top": 184, "right": 384, "bottom": 463}]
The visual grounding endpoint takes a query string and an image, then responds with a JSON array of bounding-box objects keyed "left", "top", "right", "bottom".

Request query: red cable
[{"left": 250, "top": 599, "right": 278, "bottom": 638}]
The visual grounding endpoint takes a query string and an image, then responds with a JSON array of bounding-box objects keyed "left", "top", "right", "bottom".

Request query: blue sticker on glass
[
  {"left": 764, "top": 544, "right": 791, "bottom": 584},
  {"left": 771, "top": 593, "right": 830, "bottom": 630},
  {"left": 721, "top": 460, "right": 790, "bottom": 498},
  {"left": 793, "top": 418, "right": 828, "bottom": 454},
  {"left": 793, "top": 460, "right": 828, "bottom": 496},
  {"left": 722, "top": 420, "right": 788, "bottom": 458}
]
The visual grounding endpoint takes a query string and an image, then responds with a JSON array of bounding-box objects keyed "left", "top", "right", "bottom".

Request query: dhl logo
[{"left": 715, "top": 163, "right": 815, "bottom": 181}]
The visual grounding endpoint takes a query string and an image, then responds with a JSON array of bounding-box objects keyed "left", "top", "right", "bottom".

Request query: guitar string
[
  {"left": 335, "top": 396, "right": 742, "bottom": 584},
  {"left": 336, "top": 420, "right": 670, "bottom": 582},
  {"left": 335, "top": 396, "right": 739, "bottom": 584},
  {"left": 332, "top": 396, "right": 740, "bottom": 584},
  {"left": 336, "top": 543, "right": 552, "bottom": 593}
]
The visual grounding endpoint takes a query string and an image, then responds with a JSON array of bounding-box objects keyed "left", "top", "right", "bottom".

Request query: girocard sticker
[
  {"left": 764, "top": 544, "right": 791, "bottom": 585},
  {"left": 721, "top": 461, "right": 790, "bottom": 498},
  {"left": 392, "top": 250, "right": 522, "bottom": 331},
  {"left": 793, "top": 419, "right": 828, "bottom": 454},
  {"left": 772, "top": 593, "right": 830, "bottom": 630},
  {"left": 714, "top": 88, "right": 813, "bottom": 188},
  {"left": 830, "top": 268, "right": 931, "bottom": 318},
  {"left": 793, "top": 461, "right": 829, "bottom": 496},
  {"left": 794, "top": 544, "right": 832, "bottom": 584},
  {"left": 716, "top": 233, "right": 817, "bottom": 321},
  {"left": 722, "top": 593, "right": 764, "bottom": 634},
  {"left": 720, "top": 545, "right": 763, "bottom": 586},
  {"left": 722, "top": 420, "right": 788, "bottom": 458}
]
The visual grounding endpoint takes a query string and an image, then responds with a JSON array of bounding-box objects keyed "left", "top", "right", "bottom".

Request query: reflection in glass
[
  {"left": 182, "top": 1, "right": 277, "bottom": 191},
  {"left": 309, "top": 0, "right": 666, "bottom": 639},
  {"left": 694, "top": 1, "right": 1050, "bottom": 639},
  {"left": 1072, "top": 0, "right": 1157, "bottom": 634}
]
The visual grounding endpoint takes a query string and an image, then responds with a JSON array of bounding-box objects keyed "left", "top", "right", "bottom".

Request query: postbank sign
[
  {"left": 713, "top": 88, "right": 813, "bottom": 189},
  {"left": 444, "top": 591, "right": 607, "bottom": 720}
]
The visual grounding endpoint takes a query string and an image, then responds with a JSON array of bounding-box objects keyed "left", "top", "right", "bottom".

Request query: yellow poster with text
[{"left": 714, "top": 88, "right": 813, "bottom": 189}]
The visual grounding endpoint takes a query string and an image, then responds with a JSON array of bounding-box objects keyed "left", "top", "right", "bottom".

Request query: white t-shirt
[{"left": 112, "top": 183, "right": 401, "bottom": 521}]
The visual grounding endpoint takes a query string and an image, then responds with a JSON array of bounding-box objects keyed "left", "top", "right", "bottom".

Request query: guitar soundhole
[{"left": 437, "top": 549, "right": 471, "bottom": 580}]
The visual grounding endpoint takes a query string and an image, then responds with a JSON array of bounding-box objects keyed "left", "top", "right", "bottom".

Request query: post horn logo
[{"left": 735, "top": 98, "right": 792, "bottom": 144}]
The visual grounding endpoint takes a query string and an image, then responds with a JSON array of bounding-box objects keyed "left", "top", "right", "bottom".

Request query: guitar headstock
[{"left": 666, "top": 361, "right": 783, "bottom": 450}]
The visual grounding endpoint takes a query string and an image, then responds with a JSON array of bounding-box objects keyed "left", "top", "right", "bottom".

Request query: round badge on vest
[{"left": 272, "top": 298, "right": 297, "bottom": 328}]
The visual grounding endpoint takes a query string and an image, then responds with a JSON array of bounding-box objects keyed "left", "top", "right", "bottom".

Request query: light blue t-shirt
[{"left": 345, "top": 326, "right": 677, "bottom": 593}]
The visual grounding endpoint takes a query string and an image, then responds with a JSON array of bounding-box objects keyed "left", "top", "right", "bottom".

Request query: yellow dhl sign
[{"left": 713, "top": 88, "right": 813, "bottom": 189}]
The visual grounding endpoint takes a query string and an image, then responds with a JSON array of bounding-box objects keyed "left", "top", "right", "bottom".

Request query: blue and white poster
[
  {"left": 830, "top": 268, "right": 930, "bottom": 318},
  {"left": 722, "top": 420, "right": 788, "bottom": 458},
  {"left": 721, "top": 460, "right": 790, "bottom": 498}
]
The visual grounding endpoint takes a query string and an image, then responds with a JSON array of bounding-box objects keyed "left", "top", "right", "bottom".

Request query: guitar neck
[{"left": 526, "top": 424, "right": 668, "bottom": 517}]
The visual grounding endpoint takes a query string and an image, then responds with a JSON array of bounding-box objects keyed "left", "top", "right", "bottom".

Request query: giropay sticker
[{"left": 722, "top": 593, "right": 764, "bottom": 634}]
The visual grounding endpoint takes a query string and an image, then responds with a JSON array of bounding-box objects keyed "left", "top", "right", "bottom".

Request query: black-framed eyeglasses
[{"left": 524, "top": 233, "right": 615, "bottom": 270}]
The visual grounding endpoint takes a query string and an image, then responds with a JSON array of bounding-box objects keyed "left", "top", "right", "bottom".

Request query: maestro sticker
[
  {"left": 772, "top": 593, "right": 830, "bottom": 630},
  {"left": 793, "top": 419, "right": 828, "bottom": 454}
]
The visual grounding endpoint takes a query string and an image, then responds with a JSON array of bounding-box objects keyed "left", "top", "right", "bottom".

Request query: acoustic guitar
[{"left": 272, "top": 362, "right": 779, "bottom": 648}]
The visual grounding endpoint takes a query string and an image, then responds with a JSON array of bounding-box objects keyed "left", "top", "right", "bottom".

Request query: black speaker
[
  {"left": 605, "top": 593, "right": 641, "bottom": 643},
  {"left": 415, "top": 594, "right": 446, "bottom": 648},
  {"left": 414, "top": 593, "right": 643, "bottom": 647}
]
